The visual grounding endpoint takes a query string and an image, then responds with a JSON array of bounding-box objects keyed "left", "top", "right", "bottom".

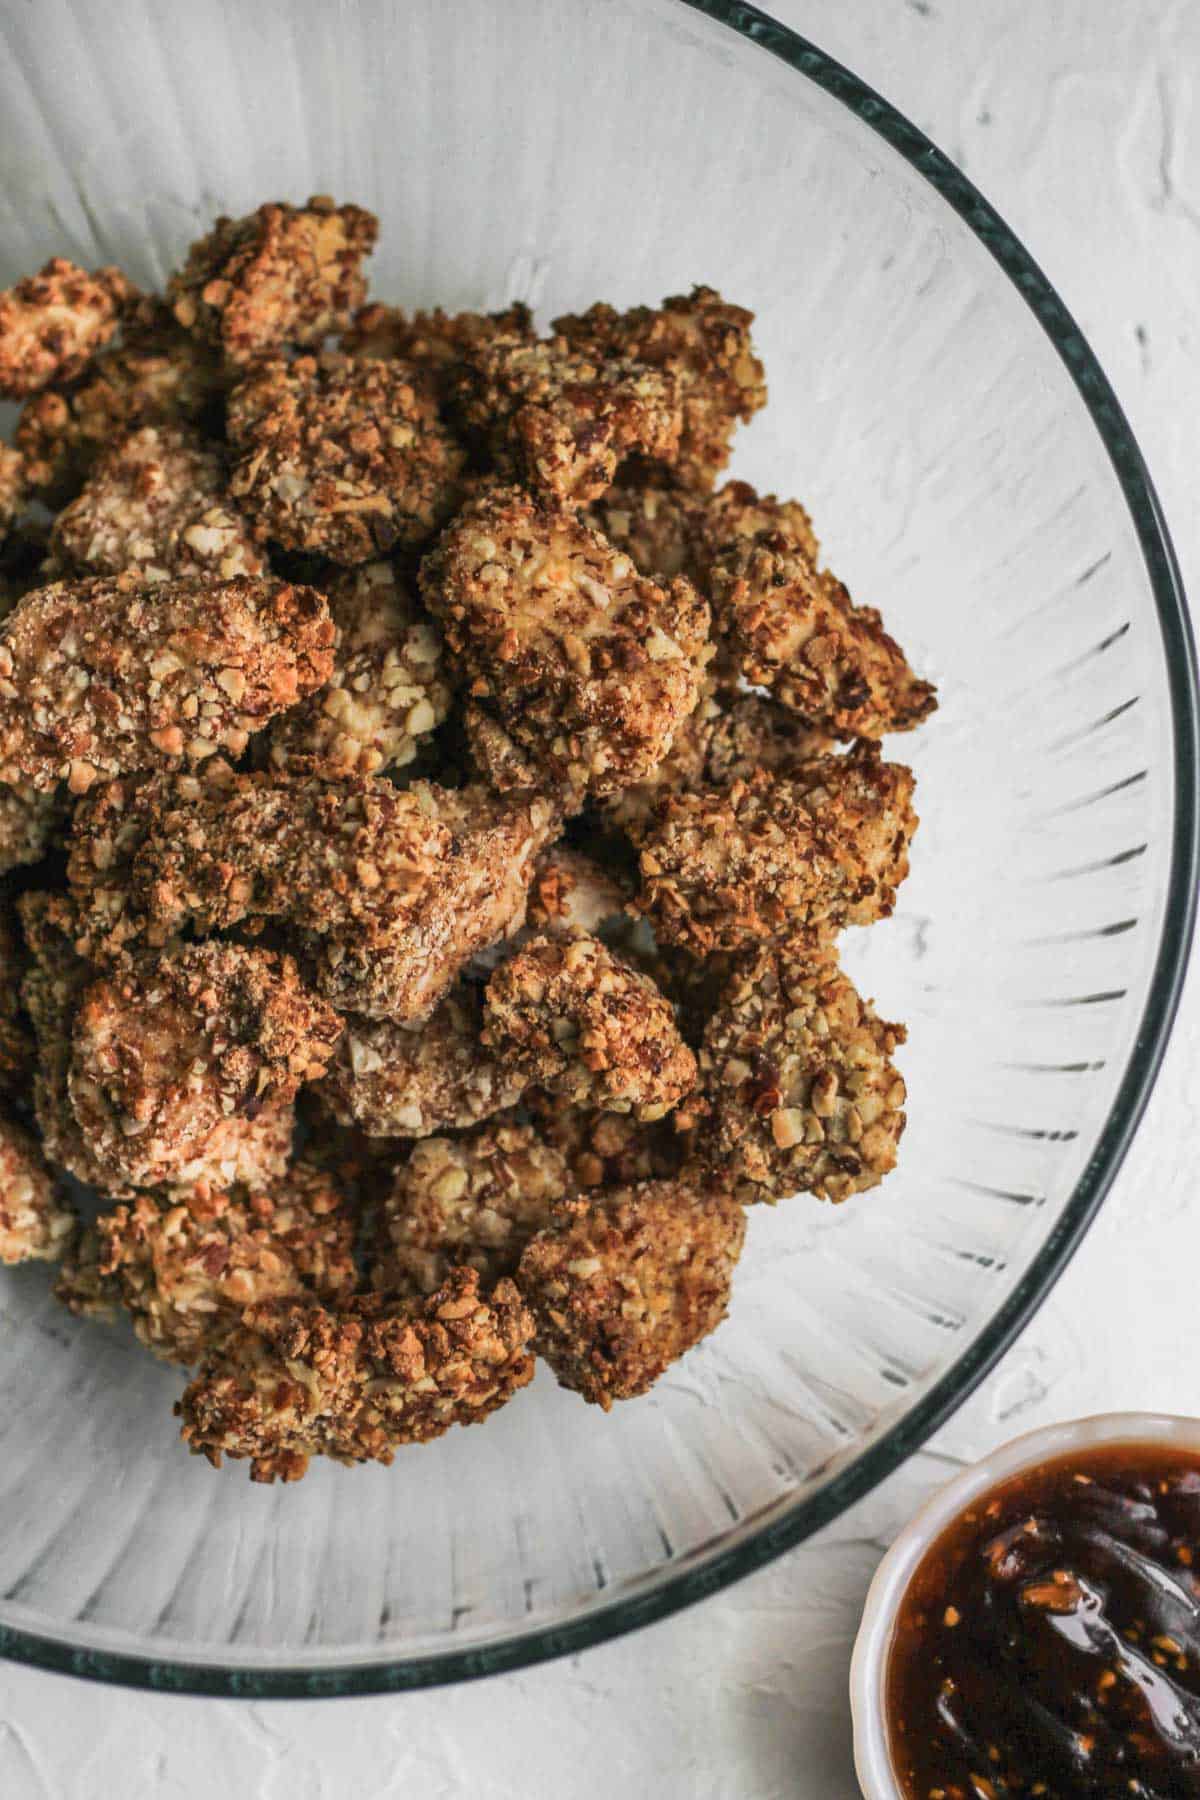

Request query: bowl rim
[{"left": 4, "top": 0, "right": 1196, "bottom": 1700}]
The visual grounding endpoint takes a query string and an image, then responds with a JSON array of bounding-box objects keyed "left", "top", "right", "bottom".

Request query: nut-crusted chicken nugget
[
  {"left": 86, "top": 1161, "right": 358, "bottom": 1363},
  {"left": 168, "top": 197, "right": 378, "bottom": 365},
  {"left": 421, "top": 484, "right": 711, "bottom": 800},
  {"left": 17, "top": 890, "right": 113, "bottom": 1188},
  {"left": 526, "top": 845, "right": 631, "bottom": 938},
  {"left": 526, "top": 1090, "right": 684, "bottom": 1190},
  {"left": 0, "top": 258, "right": 134, "bottom": 399},
  {"left": 452, "top": 332, "right": 683, "bottom": 507},
  {"left": 370, "top": 1120, "right": 571, "bottom": 1297},
  {"left": 265, "top": 560, "right": 450, "bottom": 777},
  {"left": 701, "top": 692, "right": 834, "bottom": 785},
  {"left": 50, "top": 423, "right": 264, "bottom": 582},
  {"left": 178, "top": 1267, "right": 535, "bottom": 1481},
  {"left": 68, "top": 943, "right": 341, "bottom": 1195},
  {"left": 482, "top": 931, "right": 697, "bottom": 1122},
  {"left": 710, "top": 535, "right": 936, "bottom": 738},
  {"left": 517, "top": 1179, "right": 745, "bottom": 1407},
  {"left": 316, "top": 985, "right": 523, "bottom": 1139},
  {"left": 0, "top": 573, "right": 333, "bottom": 792},
  {"left": 228, "top": 352, "right": 466, "bottom": 562},
  {"left": 585, "top": 481, "right": 705, "bottom": 584},
  {"left": 553, "top": 286, "right": 766, "bottom": 491},
  {"left": 698, "top": 478, "right": 819, "bottom": 569},
  {"left": 0, "top": 1111, "right": 74, "bottom": 1265},
  {"left": 635, "top": 745, "right": 917, "bottom": 952},
  {"left": 696, "top": 947, "right": 906, "bottom": 1203},
  {"left": 0, "top": 445, "right": 26, "bottom": 549},
  {"left": 341, "top": 301, "right": 533, "bottom": 387},
  {"left": 16, "top": 300, "right": 227, "bottom": 505}
]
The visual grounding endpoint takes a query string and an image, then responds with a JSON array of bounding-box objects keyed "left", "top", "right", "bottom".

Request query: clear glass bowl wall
[{"left": 0, "top": 0, "right": 1193, "bottom": 1694}]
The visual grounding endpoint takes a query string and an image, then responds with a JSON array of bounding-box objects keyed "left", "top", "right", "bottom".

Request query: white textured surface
[{"left": 2, "top": 1, "right": 1198, "bottom": 1792}]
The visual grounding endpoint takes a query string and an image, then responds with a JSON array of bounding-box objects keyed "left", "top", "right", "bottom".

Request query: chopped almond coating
[
  {"left": 702, "top": 693, "right": 835, "bottom": 784},
  {"left": 635, "top": 746, "right": 918, "bottom": 952},
  {"left": 463, "top": 703, "right": 552, "bottom": 798},
  {"left": 227, "top": 352, "right": 466, "bottom": 562},
  {"left": 482, "top": 931, "right": 697, "bottom": 1122},
  {"left": 0, "top": 445, "right": 26, "bottom": 547},
  {"left": 709, "top": 536, "right": 936, "bottom": 739},
  {"left": 553, "top": 286, "right": 766, "bottom": 490},
  {"left": 0, "top": 904, "right": 33, "bottom": 1097},
  {"left": 0, "top": 259, "right": 133, "bottom": 400},
  {"left": 421, "top": 484, "right": 711, "bottom": 799},
  {"left": 342, "top": 301, "right": 533, "bottom": 387},
  {"left": 18, "top": 890, "right": 112, "bottom": 1189},
  {"left": 178, "top": 1268, "right": 536, "bottom": 1480},
  {"left": 699, "top": 478, "right": 819, "bottom": 569},
  {"left": 265, "top": 561, "right": 450, "bottom": 777},
  {"left": 586, "top": 481, "right": 704, "bottom": 584},
  {"left": 89, "top": 1162, "right": 358, "bottom": 1364},
  {"left": 527, "top": 845, "right": 631, "bottom": 937},
  {"left": 517, "top": 1180, "right": 745, "bottom": 1408},
  {"left": 599, "top": 682, "right": 722, "bottom": 834},
  {"left": 370, "top": 1121, "right": 571, "bottom": 1297},
  {"left": 316, "top": 986, "right": 523, "bottom": 1138},
  {"left": 50, "top": 423, "right": 264, "bottom": 582},
  {"left": 0, "top": 780, "right": 69, "bottom": 873},
  {"left": 68, "top": 944, "right": 340, "bottom": 1195},
  {"left": 0, "top": 574, "right": 334, "bottom": 792},
  {"left": 697, "top": 948, "right": 906, "bottom": 1203},
  {"left": 16, "top": 301, "right": 227, "bottom": 504},
  {"left": 168, "top": 197, "right": 378, "bottom": 365},
  {"left": 452, "top": 332, "right": 683, "bottom": 506},
  {"left": 526, "top": 1092, "right": 684, "bottom": 1190},
  {"left": 0, "top": 1111, "right": 74, "bottom": 1265}
]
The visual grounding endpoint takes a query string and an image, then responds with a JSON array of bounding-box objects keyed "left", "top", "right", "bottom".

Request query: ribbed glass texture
[{"left": 0, "top": 0, "right": 1193, "bottom": 1695}]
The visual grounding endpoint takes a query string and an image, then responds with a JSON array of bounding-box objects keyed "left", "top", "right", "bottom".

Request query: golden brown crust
[
  {"left": 525, "top": 1090, "right": 684, "bottom": 1190},
  {"left": 701, "top": 692, "right": 835, "bottom": 786},
  {"left": 0, "top": 574, "right": 334, "bottom": 792},
  {"left": 698, "top": 478, "right": 819, "bottom": 569},
  {"left": 421, "top": 484, "right": 711, "bottom": 799},
  {"left": 85, "top": 1161, "right": 359, "bottom": 1364},
  {"left": 0, "top": 1110, "right": 74, "bottom": 1265},
  {"left": 67, "top": 943, "right": 340, "bottom": 1195},
  {"left": 695, "top": 946, "right": 906, "bottom": 1204},
  {"left": 370, "top": 1120, "right": 571, "bottom": 1297},
  {"left": 526, "top": 845, "right": 631, "bottom": 937},
  {"left": 451, "top": 332, "right": 683, "bottom": 506},
  {"left": 553, "top": 286, "right": 766, "bottom": 491},
  {"left": 315, "top": 986, "right": 523, "bottom": 1138},
  {"left": 585, "top": 481, "right": 705, "bottom": 584},
  {"left": 0, "top": 444, "right": 26, "bottom": 548},
  {"left": 482, "top": 931, "right": 696, "bottom": 1122},
  {"left": 177, "top": 1267, "right": 535, "bottom": 1479},
  {"left": 168, "top": 197, "right": 378, "bottom": 365},
  {"left": 18, "top": 890, "right": 111, "bottom": 1188},
  {"left": 634, "top": 745, "right": 918, "bottom": 953},
  {"left": 228, "top": 352, "right": 466, "bottom": 562},
  {"left": 264, "top": 561, "right": 450, "bottom": 778},
  {"left": 0, "top": 259, "right": 134, "bottom": 400},
  {"left": 341, "top": 301, "right": 533, "bottom": 388},
  {"left": 49, "top": 423, "right": 264, "bottom": 583},
  {"left": 517, "top": 1179, "right": 745, "bottom": 1407}
]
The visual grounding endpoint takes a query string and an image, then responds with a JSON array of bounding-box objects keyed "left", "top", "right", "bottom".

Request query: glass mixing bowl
[{"left": 0, "top": 0, "right": 1194, "bottom": 1697}]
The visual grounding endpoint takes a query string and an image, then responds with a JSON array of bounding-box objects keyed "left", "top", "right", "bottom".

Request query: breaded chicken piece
[
  {"left": 49, "top": 423, "right": 264, "bottom": 582},
  {"left": 517, "top": 1180, "right": 745, "bottom": 1407},
  {"left": 0, "top": 780, "right": 70, "bottom": 873},
  {"left": 69, "top": 764, "right": 556, "bottom": 1021},
  {"left": 341, "top": 301, "right": 532, "bottom": 389},
  {"left": 526, "top": 845, "right": 631, "bottom": 937},
  {"left": 265, "top": 560, "right": 450, "bottom": 777},
  {"left": 526, "top": 1090, "right": 684, "bottom": 1190},
  {"left": 482, "top": 931, "right": 697, "bottom": 1122},
  {"left": 0, "top": 903, "right": 34, "bottom": 1097},
  {"left": 599, "top": 681, "right": 723, "bottom": 834},
  {"left": 696, "top": 947, "right": 906, "bottom": 1203},
  {"left": 553, "top": 286, "right": 766, "bottom": 491},
  {"left": 0, "top": 258, "right": 134, "bottom": 399},
  {"left": 85, "top": 1162, "right": 359, "bottom": 1364},
  {"left": 709, "top": 535, "right": 936, "bottom": 738},
  {"left": 699, "top": 478, "right": 819, "bottom": 569},
  {"left": 68, "top": 944, "right": 340, "bottom": 1195},
  {"left": 585, "top": 481, "right": 704, "bottom": 584},
  {"left": 0, "top": 574, "right": 333, "bottom": 793},
  {"left": 0, "top": 445, "right": 26, "bottom": 548},
  {"left": 0, "top": 1111, "right": 74, "bottom": 1265},
  {"left": 451, "top": 332, "right": 683, "bottom": 506},
  {"left": 421, "top": 484, "right": 711, "bottom": 800},
  {"left": 178, "top": 1268, "right": 535, "bottom": 1481},
  {"left": 18, "top": 890, "right": 112, "bottom": 1188},
  {"left": 227, "top": 352, "right": 466, "bottom": 562},
  {"left": 370, "top": 1120, "right": 571, "bottom": 1297},
  {"left": 702, "top": 692, "right": 835, "bottom": 785},
  {"left": 16, "top": 299, "right": 227, "bottom": 504},
  {"left": 316, "top": 986, "right": 523, "bottom": 1138},
  {"left": 168, "top": 197, "right": 378, "bottom": 366},
  {"left": 634, "top": 745, "right": 917, "bottom": 952},
  {"left": 462, "top": 703, "right": 551, "bottom": 798}
]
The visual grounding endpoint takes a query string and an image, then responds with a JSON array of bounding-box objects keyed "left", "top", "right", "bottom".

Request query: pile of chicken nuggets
[{"left": 0, "top": 197, "right": 934, "bottom": 1482}]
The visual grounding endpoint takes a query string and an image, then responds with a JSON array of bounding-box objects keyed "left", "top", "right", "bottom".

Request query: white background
[{"left": 3, "top": 2, "right": 1198, "bottom": 1793}]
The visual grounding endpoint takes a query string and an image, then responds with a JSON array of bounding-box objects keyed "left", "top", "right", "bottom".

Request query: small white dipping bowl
[{"left": 849, "top": 1412, "right": 1200, "bottom": 1800}]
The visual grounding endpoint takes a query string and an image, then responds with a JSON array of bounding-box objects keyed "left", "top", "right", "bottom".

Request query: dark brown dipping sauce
[{"left": 886, "top": 1441, "right": 1200, "bottom": 1799}]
